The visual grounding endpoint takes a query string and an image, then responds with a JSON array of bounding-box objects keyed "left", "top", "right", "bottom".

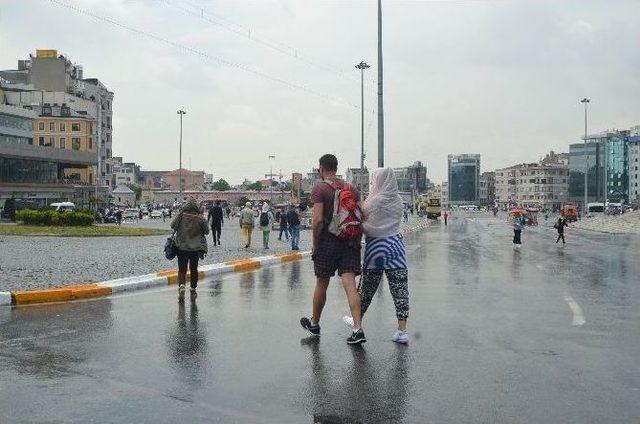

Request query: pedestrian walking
[
  {"left": 115, "top": 208, "right": 123, "bottom": 226},
  {"left": 239, "top": 202, "right": 255, "bottom": 248},
  {"left": 287, "top": 204, "right": 301, "bottom": 251},
  {"left": 259, "top": 202, "right": 275, "bottom": 249},
  {"left": 403, "top": 205, "right": 409, "bottom": 223},
  {"left": 300, "top": 154, "right": 366, "bottom": 345},
  {"left": 208, "top": 200, "right": 224, "bottom": 246},
  {"left": 554, "top": 217, "right": 568, "bottom": 244},
  {"left": 278, "top": 208, "right": 289, "bottom": 241},
  {"left": 443, "top": 210, "right": 449, "bottom": 226},
  {"left": 170, "top": 198, "right": 209, "bottom": 294},
  {"left": 512, "top": 212, "right": 524, "bottom": 248},
  {"left": 342, "top": 168, "right": 409, "bottom": 344}
]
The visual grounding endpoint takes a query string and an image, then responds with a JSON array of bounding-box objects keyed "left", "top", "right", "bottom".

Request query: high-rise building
[
  {"left": 448, "top": 154, "right": 480, "bottom": 205},
  {"left": 628, "top": 132, "right": 640, "bottom": 203},
  {"left": 393, "top": 161, "right": 428, "bottom": 193},
  {"left": 0, "top": 50, "right": 114, "bottom": 190},
  {"left": 568, "top": 130, "right": 629, "bottom": 204}
]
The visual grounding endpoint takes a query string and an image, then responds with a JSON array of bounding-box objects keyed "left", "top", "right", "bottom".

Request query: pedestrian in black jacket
[
  {"left": 208, "top": 200, "right": 224, "bottom": 246},
  {"left": 287, "top": 205, "right": 301, "bottom": 251},
  {"left": 278, "top": 208, "right": 289, "bottom": 241}
]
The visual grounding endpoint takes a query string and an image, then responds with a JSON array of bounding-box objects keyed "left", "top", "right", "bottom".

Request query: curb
[{"left": 3, "top": 251, "right": 310, "bottom": 307}]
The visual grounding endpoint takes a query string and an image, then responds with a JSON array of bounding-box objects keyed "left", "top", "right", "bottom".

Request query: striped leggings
[{"left": 359, "top": 269, "right": 409, "bottom": 320}]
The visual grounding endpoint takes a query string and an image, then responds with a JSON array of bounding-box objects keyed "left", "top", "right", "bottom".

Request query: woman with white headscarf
[{"left": 344, "top": 167, "right": 410, "bottom": 343}]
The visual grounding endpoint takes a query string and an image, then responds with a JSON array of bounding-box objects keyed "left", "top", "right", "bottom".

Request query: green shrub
[{"left": 15, "top": 209, "right": 95, "bottom": 226}]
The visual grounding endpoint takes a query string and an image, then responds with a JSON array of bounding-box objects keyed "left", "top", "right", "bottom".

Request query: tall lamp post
[
  {"left": 269, "top": 154, "right": 276, "bottom": 202},
  {"left": 377, "top": 0, "right": 384, "bottom": 167},
  {"left": 177, "top": 110, "right": 187, "bottom": 200},
  {"left": 355, "top": 61, "right": 370, "bottom": 170},
  {"left": 580, "top": 98, "right": 590, "bottom": 216}
]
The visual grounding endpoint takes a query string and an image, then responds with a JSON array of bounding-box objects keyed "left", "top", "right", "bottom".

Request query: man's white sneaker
[
  {"left": 342, "top": 315, "right": 354, "bottom": 330},
  {"left": 392, "top": 330, "right": 409, "bottom": 344}
]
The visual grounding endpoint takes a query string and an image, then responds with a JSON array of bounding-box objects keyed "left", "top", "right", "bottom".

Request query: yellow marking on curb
[
  {"left": 279, "top": 253, "right": 303, "bottom": 262},
  {"left": 225, "top": 258, "right": 251, "bottom": 266},
  {"left": 157, "top": 270, "right": 176, "bottom": 277},
  {"left": 12, "top": 283, "right": 112, "bottom": 305},
  {"left": 233, "top": 260, "right": 261, "bottom": 272}
]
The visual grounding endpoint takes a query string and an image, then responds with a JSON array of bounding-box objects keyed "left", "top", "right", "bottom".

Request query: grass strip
[{"left": 0, "top": 224, "right": 169, "bottom": 237}]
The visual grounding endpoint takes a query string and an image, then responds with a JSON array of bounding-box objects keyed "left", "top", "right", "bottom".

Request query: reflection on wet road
[{"left": 1, "top": 213, "right": 639, "bottom": 423}]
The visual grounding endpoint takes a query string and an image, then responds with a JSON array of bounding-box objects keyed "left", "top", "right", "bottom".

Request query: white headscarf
[
  {"left": 362, "top": 167, "right": 403, "bottom": 238},
  {"left": 262, "top": 202, "right": 270, "bottom": 213}
]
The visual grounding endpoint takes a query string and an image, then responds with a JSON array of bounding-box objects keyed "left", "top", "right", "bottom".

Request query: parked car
[
  {"left": 150, "top": 209, "right": 163, "bottom": 219},
  {"left": 123, "top": 208, "right": 139, "bottom": 220},
  {"left": 50, "top": 202, "right": 75, "bottom": 212}
]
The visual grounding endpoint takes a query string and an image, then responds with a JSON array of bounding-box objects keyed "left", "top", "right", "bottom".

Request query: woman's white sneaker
[{"left": 392, "top": 330, "right": 409, "bottom": 344}]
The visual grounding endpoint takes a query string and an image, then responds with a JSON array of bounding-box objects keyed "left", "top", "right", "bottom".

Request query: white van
[{"left": 50, "top": 202, "right": 76, "bottom": 212}]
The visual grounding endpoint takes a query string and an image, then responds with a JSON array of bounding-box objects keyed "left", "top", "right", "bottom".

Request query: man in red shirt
[{"left": 300, "top": 154, "right": 366, "bottom": 344}]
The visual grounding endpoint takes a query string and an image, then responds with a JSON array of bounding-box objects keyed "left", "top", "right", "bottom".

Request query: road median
[{"left": 1, "top": 251, "right": 310, "bottom": 307}]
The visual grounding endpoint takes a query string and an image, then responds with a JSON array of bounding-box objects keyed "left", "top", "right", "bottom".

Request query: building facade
[
  {"left": 0, "top": 103, "right": 97, "bottom": 208},
  {"left": 346, "top": 168, "right": 370, "bottom": 194},
  {"left": 479, "top": 171, "right": 495, "bottom": 207},
  {"left": 628, "top": 134, "right": 640, "bottom": 203},
  {"left": 393, "top": 161, "right": 428, "bottom": 193},
  {"left": 31, "top": 104, "right": 95, "bottom": 185},
  {"left": 568, "top": 131, "right": 630, "bottom": 204},
  {"left": 448, "top": 154, "right": 480, "bottom": 205},
  {"left": 0, "top": 50, "right": 114, "bottom": 189},
  {"left": 164, "top": 168, "right": 205, "bottom": 191},
  {"left": 495, "top": 162, "right": 569, "bottom": 210}
]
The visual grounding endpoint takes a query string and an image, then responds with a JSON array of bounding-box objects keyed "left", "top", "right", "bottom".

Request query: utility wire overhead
[
  {"left": 163, "top": 0, "right": 377, "bottom": 89},
  {"left": 47, "top": 0, "right": 374, "bottom": 114}
]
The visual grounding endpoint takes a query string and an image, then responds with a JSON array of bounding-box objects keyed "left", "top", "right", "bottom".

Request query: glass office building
[
  {"left": 568, "top": 131, "right": 629, "bottom": 204},
  {"left": 448, "top": 154, "right": 480, "bottom": 204}
]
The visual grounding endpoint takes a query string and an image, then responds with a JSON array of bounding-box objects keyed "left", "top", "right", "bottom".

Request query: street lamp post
[
  {"left": 377, "top": 0, "right": 384, "bottom": 168},
  {"left": 177, "top": 110, "right": 187, "bottom": 200},
  {"left": 269, "top": 155, "right": 276, "bottom": 202},
  {"left": 580, "top": 98, "right": 590, "bottom": 216},
  {"left": 355, "top": 61, "right": 370, "bottom": 170}
]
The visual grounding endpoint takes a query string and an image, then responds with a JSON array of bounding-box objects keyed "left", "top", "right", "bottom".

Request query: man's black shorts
[{"left": 313, "top": 234, "right": 361, "bottom": 278}]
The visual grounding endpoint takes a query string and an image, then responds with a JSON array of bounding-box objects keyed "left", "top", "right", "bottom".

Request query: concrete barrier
[{"left": 2, "top": 251, "right": 310, "bottom": 307}]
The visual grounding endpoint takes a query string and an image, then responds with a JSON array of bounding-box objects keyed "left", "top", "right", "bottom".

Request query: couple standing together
[{"left": 300, "top": 154, "right": 410, "bottom": 345}]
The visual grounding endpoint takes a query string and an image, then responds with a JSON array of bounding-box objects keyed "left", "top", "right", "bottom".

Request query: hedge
[{"left": 15, "top": 209, "right": 95, "bottom": 226}]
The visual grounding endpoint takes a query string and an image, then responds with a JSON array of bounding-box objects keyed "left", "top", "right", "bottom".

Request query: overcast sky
[{"left": 1, "top": 0, "right": 638, "bottom": 184}]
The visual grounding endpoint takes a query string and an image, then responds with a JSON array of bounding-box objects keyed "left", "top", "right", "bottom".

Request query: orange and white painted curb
[{"left": 0, "top": 251, "right": 310, "bottom": 307}]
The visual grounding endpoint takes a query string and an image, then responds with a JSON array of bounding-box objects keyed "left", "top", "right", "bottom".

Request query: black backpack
[{"left": 260, "top": 212, "right": 270, "bottom": 227}]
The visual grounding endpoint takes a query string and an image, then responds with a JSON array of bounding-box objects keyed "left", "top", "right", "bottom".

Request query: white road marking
[{"left": 564, "top": 296, "right": 586, "bottom": 326}]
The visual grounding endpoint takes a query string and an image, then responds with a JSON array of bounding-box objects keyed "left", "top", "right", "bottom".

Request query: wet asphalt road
[{"left": 0, "top": 214, "right": 639, "bottom": 423}]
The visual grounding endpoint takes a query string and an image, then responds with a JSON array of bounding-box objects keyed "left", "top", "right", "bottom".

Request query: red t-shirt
[{"left": 311, "top": 179, "right": 360, "bottom": 230}]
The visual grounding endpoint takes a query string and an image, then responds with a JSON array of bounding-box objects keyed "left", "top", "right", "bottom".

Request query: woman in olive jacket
[{"left": 171, "top": 198, "right": 209, "bottom": 292}]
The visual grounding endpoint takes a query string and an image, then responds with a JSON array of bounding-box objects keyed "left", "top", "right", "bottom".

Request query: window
[
  {"left": 71, "top": 123, "right": 81, "bottom": 132},
  {"left": 60, "top": 123, "right": 66, "bottom": 132},
  {"left": 60, "top": 137, "right": 66, "bottom": 149},
  {"left": 88, "top": 137, "right": 92, "bottom": 150},
  {"left": 47, "top": 137, "right": 54, "bottom": 147},
  {"left": 72, "top": 138, "right": 81, "bottom": 150},
  {"left": 38, "top": 136, "right": 45, "bottom": 146},
  {"left": 49, "top": 122, "right": 55, "bottom": 131},
  {"left": 38, "top": 122, "right": 44, "bottom": 131}
]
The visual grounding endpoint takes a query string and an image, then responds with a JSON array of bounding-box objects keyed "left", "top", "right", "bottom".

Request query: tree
[
  {"left": 125, "top": 183, "right": 142, "bottom": 201},
  {"left": 247, "top": 181, "right": 263, "bottom": 191},
  {"left": 212, "top": 178, "right": 231, "bottom": 191}
]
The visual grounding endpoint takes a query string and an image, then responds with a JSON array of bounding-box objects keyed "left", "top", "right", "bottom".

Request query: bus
[{"left": 588, "top": 202, "right": 605, "bottom": 216}]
